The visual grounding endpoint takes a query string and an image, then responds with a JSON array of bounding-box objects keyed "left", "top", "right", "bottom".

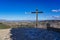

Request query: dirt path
[{"left": 0, "top": 28, "right": 11, "bottom": 40}]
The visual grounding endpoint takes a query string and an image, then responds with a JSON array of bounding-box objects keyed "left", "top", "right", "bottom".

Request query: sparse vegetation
[
  {"left": 0, "top": 23, "right": 10, "bottom": 29},
  {"left": 0, "top": 20, "right": 60, "bottom": 29},
  {"left": 15, "top": 24, "right": 35, "bottom": 28}
]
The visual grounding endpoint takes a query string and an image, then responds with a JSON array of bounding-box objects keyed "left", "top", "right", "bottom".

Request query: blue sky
[{"left": 0, "top": 0, "right": 60, "bottom": 20}]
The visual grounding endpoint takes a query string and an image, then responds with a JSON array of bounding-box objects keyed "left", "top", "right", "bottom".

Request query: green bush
[
  {"left": 17, "top": 24, "right": 35, "bottom": 28},
  {"left": 0, "top": 23, "right": 10, "bottom": 29}
]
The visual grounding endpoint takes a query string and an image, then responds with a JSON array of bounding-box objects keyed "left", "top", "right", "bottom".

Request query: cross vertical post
[{"left": 31, "top": 9, "right": 43, "bottom": 28}]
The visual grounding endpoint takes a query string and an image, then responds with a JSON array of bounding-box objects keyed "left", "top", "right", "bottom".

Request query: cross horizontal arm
[
  {"left": 38, "top": 12, "right": 43, "bottom": 13},
  {"left": 31, "top": 11, "right": 43, "bottom": 13}
]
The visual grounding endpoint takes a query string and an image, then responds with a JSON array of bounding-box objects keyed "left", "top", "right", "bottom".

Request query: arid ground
[{"left": 0, "top": 28, "right": 11, "bottom": 40}]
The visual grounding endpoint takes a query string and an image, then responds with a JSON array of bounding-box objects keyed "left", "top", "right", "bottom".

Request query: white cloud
[
  {"left": 50, "top": 16, "right": 60, "bottom": 20},
  {"left": 25, "top": 12, "right": 31, "bottom": 14},
  {"left": 52, "top": 9, "right": 60, "bottom": 12}
]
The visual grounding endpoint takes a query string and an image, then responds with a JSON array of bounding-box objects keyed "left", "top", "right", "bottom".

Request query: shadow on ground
[{"left": 10, "top": 27, "right": 60, "bottom": 40}]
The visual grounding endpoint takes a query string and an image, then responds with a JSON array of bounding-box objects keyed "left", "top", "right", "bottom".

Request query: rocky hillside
[{"left": 0, "top": 20, "right": 60, "bottom": 29}]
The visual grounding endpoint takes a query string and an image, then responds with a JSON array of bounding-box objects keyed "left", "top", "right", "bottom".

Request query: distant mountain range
[
  {"left": 0, "top": 19, "right": 60, "bottom": 22},
  {"left": 40, "top": 20, "right": 60, "bottom": 22}
]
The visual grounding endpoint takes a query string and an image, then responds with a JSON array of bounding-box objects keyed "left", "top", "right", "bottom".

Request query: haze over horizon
[{"left": 0, "top": 0, "right": 60, "bottom": 20}]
